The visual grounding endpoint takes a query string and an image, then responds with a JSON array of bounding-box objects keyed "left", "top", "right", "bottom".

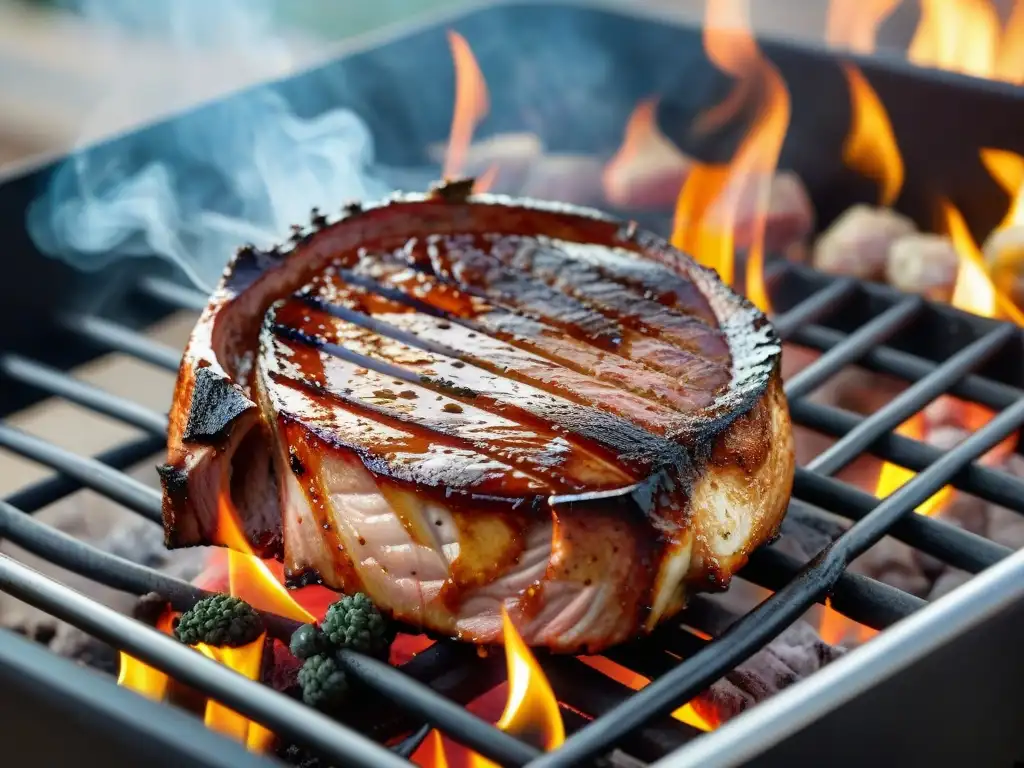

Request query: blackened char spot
[
  {"left": 285, "top": 568, "right": 324, "bottom": 588},
  {"left": 288, "top": 448, "right": 305, "bottom": 476},
  {"left": 223, "top": 245, "right": 285, "bottom": 295},
  {"left": 156, "top": 462, "right": 189, "bottom": 500},
  {"left": 183, "top": 366, "right": 255, "bottom": 444}
]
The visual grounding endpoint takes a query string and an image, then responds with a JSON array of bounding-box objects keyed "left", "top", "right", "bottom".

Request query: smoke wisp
[{"left": 28, "top": 0, "right": 392, "bottom": 292}]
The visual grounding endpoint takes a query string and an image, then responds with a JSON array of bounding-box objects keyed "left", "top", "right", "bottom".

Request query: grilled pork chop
[{"left": 161, "top": 183, "right": 794, "bottom": 653}]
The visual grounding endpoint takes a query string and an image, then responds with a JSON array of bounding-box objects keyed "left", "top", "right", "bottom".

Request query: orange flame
[
  {"left": 215, "top": 492, "right": 315, "bottom": 624},
  {"left": 997, "top": 0, "right": 1024, "bottom": 83},
  {"left": 671, "top": 0, "right": 789, "bottom": 313},
  {"left": 578, "top": 655, "right": 712, "bottom": 731},
  {"left": 818, "top": 598, "right": 877, "bottom": 647},
  {"left": 980, "top": 147, "right": 1024, "bottom": 230},
  {"left": 196, "top": 634, "right": 275, "bottom": 752},
  {"left": 872, "top": 198, "right": 1024, "bottom": 526},
  {"left": 117, "top": 608, "right": 176, "bottom": 700},
  {"left": 841, "top": 64, "right": 904, "bottom": 206},
  {"left": 444, "top": 30, "right": 491, "bottom": 189},
  {"left": 908, "top": 0, "right": 1002, "bottom": 80},
  {"left": 826, "top": 0, "right": 900, "bottom": 53},
  {"left": 980, "top": 147, "right": 1024, "bottom": 311},
  {"left": 495, "top": 608, "right": 565, "bottom": 750},
  {"left": 412, "top": 730, "right": 450, "bottom": 768},
  {"left": 413, "top": 610, "right": 565, "bottom": 767},
  {"left": 943, "top": 200, "right": 1024, "bottom": 324}
]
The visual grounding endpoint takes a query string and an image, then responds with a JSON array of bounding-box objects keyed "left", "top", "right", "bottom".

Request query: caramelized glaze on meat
[{"left": 161, "top": 186, "right": 793, "bottom": 652}]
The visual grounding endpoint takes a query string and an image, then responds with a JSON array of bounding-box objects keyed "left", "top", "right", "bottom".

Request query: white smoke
[{"left": 27, "top": 0, "right": 393, "bottom": 292}]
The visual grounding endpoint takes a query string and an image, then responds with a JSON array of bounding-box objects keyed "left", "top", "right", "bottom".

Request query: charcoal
[
  {"left": 927, "top": 568, "right": 973, "bottom": 600},
  {"left": 812, "top": 204, "right": 916, "bottom": 280},
  {"left": 986, "top": 455, "right": 1024, "bottom": 550},
  {"left": 772, "top": 511, "right": 840, "bottom": 562},
  {"left": 692, "top": 621, "right": 842, "bottom": 725},
  {"left": 850, "top": 537, "right": 931, "bottom": 598},
  {"left": 885, "top": 233, "right": 958, "bottom": 302},
  {"left": 986, "top": 505, "right": 1024, "bottom": 550},
  {"left": 0, "top": 491, "right": 207, "bottom": 671}
]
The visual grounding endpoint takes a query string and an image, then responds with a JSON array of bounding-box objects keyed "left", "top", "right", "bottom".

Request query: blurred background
[{"left": 0, "top": 0, "right": 860, "bottom": 172}]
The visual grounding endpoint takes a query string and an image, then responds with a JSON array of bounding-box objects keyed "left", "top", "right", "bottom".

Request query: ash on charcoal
[
  {"left": 0, "top": 465, "right": 208, "bottom": 670},
  {"left": 690, "top": 618, "right": 843, "bottom": 726}
]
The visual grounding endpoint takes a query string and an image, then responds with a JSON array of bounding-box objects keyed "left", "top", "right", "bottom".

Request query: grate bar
[
  {"left": 0, "top": 425, "right": 162, "bottom": 523},
  {"left": 791, "top": 470, "right": 1011, "bottom": 573},
  {"left": 741, "top": 547, "right": 924, "bottom": 626},
  {"left": 0, "top": 554, "right": 409, "bottom": 768},
  {"left": 526, "top": 395, "right": 1024, "bottom": 768},
  {"left": 790, "top": 398, "right": 1024, "bottom": 513},
  {"left": 791, "top": 324, "right": 1023, "bottom": 412},
  {"left": 0, "top": 626, "right": 276, "bottom": 768},
  {"left": 806, "top": 325, "right": 1015, "bottom": 476},
  {"left": 62, "top": 314, "right": 182, "bottom": 372},
  {"left": 782, "top": 297, "right": 922, "bottom": 399},
  {"left": 3, "top": 434, "right": 164, "bottom": 514},
  {"left": 337, "top": 650, "right": 540, "bottom": 766},
  {"left": 0, "top": 355, "right": 168, "bottom": 436},
  {"left": 770, "top": 278, "right": 857, "bottom": 339},
  {"left": 0, "top": 419, "right": 918, "bottom": 635},
  {"left": 836, "top": 395, "right": 1024, "bottom": 561},
  {"left": 0, "top": 498, "right": 206, "bottom": 612}
]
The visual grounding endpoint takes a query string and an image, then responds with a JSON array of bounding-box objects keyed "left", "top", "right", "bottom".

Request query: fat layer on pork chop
[{"left": 160, "top": 188, "right": 794, "bottom": 653}]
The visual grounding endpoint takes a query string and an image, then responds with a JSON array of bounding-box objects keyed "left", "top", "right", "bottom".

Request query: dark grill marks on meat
[
  {"left": 162, "top": 194, "right": 791, "bottom": 652},
  {"left": 266, "top": 314, "right": 637, "bottom": 495},
  {"left": 276, "top": 297, "right": 688, "bottom": 467},
  {"left": 345, "top": 252, "right": 731, "bottom": 395}
]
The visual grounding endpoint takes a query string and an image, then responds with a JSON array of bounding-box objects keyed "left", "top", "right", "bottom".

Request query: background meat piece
[
  {"left": 428, "top": 132, "right": 544, "bottom": 194},
  {"left": 520, "top": 154, "right": 606, "bottom": 207},
  {"left": 813, "top": 204, "right": 916, "bottom": 280},
  {"left": 708, "top": 171, "right": 815, "bottom": 262},
  {"left": 601, "top": 105, "right": 692, "bottom": 210},
  {"left": 885, "top": 233, "right": 959, "bottom": 302}
]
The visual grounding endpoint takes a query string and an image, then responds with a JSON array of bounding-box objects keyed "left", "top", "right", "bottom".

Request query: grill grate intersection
[{"left": 0, "top": 265, "right": 1022, "bottom": 767}]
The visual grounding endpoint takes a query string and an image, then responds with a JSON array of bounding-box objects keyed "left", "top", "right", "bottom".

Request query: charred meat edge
[{"left": 161, "top": 186, "right": 793, "bottom": 643}]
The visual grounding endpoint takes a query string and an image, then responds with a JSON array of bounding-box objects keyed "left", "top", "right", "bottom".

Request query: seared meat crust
[{"left": 161, "top": 185, "right": 793, "bottom": 652}]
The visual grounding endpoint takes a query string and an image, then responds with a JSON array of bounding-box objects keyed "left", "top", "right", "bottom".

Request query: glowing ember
[
  {"left": 214, "top": 492, "right": 314, "bottom": 623},
  {"left": 443, "top": 29, "right": 491, "bottom": 188},
  {"left": 578, "top": 655, "right": 712, "bottom": 731},
  {"left": 825, "top": 0, "right": 899, "bottom": 53},
  {"left": 117, "top": 608, "right": 176, "bottom": 701},
  {"left": 671, "top": 0, "right": 789, "bottom": 313},
  {"left": 841, "top": 64, "right": 904, "bottom": 207},
  {"left": 873, "top": 412, "right": 953, "bottom": 516},
  {"left": 196, "top": 634, "right": 274, "bottom": 752},
  {"left": 818, "top": 598, "right": 877, "bottom": 647},
  {"left": 411, "top": 730, "right": 450, "bottom": 768}
]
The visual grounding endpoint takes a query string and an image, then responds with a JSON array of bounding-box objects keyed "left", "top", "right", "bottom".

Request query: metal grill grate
[{"left": 0, "top": 262, "right": 1023, "bottom": 768}]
